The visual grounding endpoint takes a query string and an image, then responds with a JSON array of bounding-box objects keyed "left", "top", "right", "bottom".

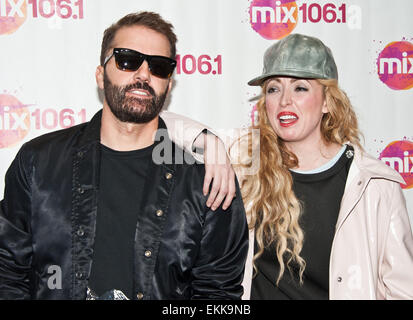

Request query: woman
[
  {"left": 163, "top": 33, "right": 413, "bottom": 299},
  {"left": 237, "top": 33, "right": 413, "bottom": 300}
]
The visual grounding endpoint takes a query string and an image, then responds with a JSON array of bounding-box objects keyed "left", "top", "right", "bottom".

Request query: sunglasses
[{"left": 103, "top": 48, "right": 176, "bottom": 79}]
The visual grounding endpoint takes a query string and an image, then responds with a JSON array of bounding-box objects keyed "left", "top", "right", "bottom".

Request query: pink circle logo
[
  {"left": 0, "top": 1, "right": 27, "bottom": 35},
  {"left": 249, "top": 0, "right": 298, "bottom": 40},
  {"left": 377, "top": 41, "right": 413, "bottom": 90},
  {"left": 379, "top": 140, "right": 413, "bottom": 189},
  {"left": 0, "top": 94, "right": 31, "bottom": 148}
]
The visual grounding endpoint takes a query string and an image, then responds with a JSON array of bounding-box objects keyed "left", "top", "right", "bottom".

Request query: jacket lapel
[
  {"left": 335, "top": 144, "right": 405, "bottom": 232},
  {"left": 133, "top": 117, "right": 177, "bottom": 299},
  {"left": 71, "top": 110, "right": 102, "bottom": 299}
]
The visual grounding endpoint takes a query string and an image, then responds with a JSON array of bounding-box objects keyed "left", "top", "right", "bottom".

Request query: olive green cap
[{"left": 248, "top": 33, "right": 338, "bottom": 86}]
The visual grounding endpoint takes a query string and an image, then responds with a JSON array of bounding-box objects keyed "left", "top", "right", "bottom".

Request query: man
[{"left": 0, "top": 11, "right": 248, "bottom": 300}]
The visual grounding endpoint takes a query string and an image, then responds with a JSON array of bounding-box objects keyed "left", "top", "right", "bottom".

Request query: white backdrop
[{"left": 0, "top": 0, "right": 412, "bottom": 225}]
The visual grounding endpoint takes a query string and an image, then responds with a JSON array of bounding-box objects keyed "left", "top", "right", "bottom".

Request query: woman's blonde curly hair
[{"left": 233, "top": 78, "right": 362, "bottom": 285}]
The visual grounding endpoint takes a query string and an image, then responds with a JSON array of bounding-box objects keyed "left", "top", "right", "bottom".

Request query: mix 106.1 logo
[
  {"left": 249, "top": 0, "right": 361, "bottom": 40},
  {"left": 377, "top": 40, "right": 413, "bottom": 90},
  {"left": 175, "top": 54, "right": 222, "bottom": 76},
  {"left": 379, "top": 140, "right": 413, "bottom": 189},
  {"left": 0, "top": 93, "right": 86, "bottom": 148},
  {"left": 0, "top": 0, "right": 84, "bottom": 35}
]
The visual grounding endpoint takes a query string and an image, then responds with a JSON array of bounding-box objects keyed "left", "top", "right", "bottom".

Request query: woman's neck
[{"left": 285, "top": 139, "right": 342, "bottom": 171}]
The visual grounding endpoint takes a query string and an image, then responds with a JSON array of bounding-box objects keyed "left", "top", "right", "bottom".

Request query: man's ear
[
  {"left": 167, "top": 78, "right": 173, "bottom": 95},
  {"left": 96, "top": 65, "right": 104, "bottom": 90}
]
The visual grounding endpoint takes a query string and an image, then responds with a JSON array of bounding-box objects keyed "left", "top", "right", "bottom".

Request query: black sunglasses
[{"left": 104, "top": 48, "right": 176, "bottom": 79}]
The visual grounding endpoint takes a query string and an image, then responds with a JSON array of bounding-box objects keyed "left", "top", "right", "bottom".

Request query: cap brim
[{"left": 248, "top": 70, "right": 330, "bottom": 86}]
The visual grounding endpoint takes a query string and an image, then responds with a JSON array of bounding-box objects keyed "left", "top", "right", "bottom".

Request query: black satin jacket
[{"left": 0, "top": 110, "right": 248, "bottom": 300}]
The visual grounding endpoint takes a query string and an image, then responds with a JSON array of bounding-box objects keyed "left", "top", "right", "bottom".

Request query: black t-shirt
[
  {"left": 88, "top": 143, "right": 154, "bottom": 299},
  {"left": 251, "top": 145, "right": 354, "bottom": 300}
]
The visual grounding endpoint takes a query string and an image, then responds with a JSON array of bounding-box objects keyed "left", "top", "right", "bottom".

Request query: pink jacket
[{"left": 242, "top": 145, "right": 413, "bottom": 300}]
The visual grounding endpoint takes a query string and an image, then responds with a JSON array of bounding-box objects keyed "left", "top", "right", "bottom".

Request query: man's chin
[{"left": 113, "top": 109, "right": 159, "bottom": 124}]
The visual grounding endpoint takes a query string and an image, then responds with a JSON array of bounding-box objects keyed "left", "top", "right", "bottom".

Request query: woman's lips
[{"left": 277, "top": 111, "right": 298, "bottom": 127}]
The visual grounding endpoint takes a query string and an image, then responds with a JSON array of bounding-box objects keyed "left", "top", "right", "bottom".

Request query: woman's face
[{"left": 265, "top": 77, "right": 327, "bottom": 147}]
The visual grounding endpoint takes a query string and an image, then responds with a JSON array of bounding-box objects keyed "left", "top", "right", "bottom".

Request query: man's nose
[{"left": 133, "top": 59, "right": 151, "bottom": 82}]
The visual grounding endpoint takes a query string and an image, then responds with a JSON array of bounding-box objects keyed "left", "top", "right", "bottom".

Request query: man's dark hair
[{"left": 100, "top": 11, "right": 177, "bottom": 66}]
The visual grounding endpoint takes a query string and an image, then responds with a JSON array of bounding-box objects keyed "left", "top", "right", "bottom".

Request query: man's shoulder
[
  {"left": 22, "top": 121, "right": 89, "bottom": 154},
  {"left": 6, "top": 122, "right": 91, "bottom": 180}
]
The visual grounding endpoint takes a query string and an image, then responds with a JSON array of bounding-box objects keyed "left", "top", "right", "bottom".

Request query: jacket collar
[
  {"left": 77, "top": 110, "right": 175, "bottom": 160},
  {"left": 336, "top": 143, "right": 405, "bottom": 231},
  {"left": 346, "top": 143, "right": 405, "bottom": 186},
  {"left": 153, "top": 115, "right": 178, "bottom": 173},
  {"left": 78, "top": 109, "right": 179, "bottom": 172},
  {"left": 77, "top": 109, "right": 102, "bottom": 148}
]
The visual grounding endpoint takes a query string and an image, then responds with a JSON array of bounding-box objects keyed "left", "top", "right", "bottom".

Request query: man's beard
[{"left": 103, "top": 72, "right": 168, "bottom": 124}]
